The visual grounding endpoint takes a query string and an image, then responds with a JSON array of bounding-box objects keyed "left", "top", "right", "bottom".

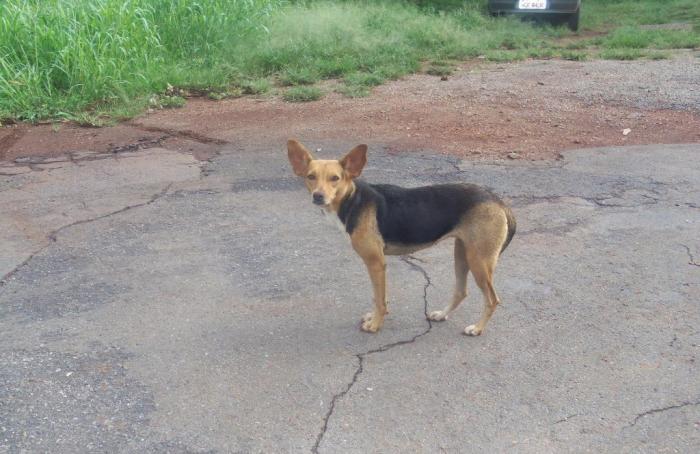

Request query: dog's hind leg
[
  {"left": 428, "top": 239, "right": 469, "bottom": 322},
  {"left": 463, "top": 249, "right": 500, "bottom": 336}
]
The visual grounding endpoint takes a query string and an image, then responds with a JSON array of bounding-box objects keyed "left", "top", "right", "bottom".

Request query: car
[{"left": 488, "top": 0, "right": 581, "bottom": 31}]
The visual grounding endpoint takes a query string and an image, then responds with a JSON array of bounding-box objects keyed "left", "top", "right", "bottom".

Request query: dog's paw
[
  {"left": 360, "top": 312, "right": 383, "bottom": 333},
  {"left": 428, "top": 310, "right": 449, "bottom": 322},
  {"left": 463, "top": 324, "right": 483, "bottom": 336}
]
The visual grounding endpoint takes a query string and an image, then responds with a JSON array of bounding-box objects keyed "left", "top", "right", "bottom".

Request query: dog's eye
[
  {"left": 307, "top": 174, "right": 316, "bottom": 180},
  {"left": 330, "top": 175, "right": 340, "bottom": 182}
]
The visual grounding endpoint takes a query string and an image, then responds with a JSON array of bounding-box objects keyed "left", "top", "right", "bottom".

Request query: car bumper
[{"left": 488, "top": 0, "right": 580, "bottom": 14}]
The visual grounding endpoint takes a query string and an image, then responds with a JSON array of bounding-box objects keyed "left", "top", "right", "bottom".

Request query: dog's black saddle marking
[{"left": 337, "top": 180, "right": 499, "bottom": 246}]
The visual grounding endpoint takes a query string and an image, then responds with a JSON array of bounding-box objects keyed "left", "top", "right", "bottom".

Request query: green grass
[
  {"left": 241, "top": 78, "right": 271, "bottom": 95},
  {"left": 0, "top": 0, "right": 281, "bottom": 122},
  {"left": 426, "top": 66, "right": 453, "bottom": 76},
  {"left": 279, "top": 67, "right": 320, "bottom": 86},
  {"left": 1, "top": 0, "right": 699, "bottom": 122},
  {"left": 647, "top": 50, "right": 672, "bottom": 60},
  {"left": 344, "top": 72, "right": 386, "bottom": 87},
  {"left": 582, "top": 0, "right": 700, "bottom": 29},
  {"left": 485, "top": 50, "right": 527, "bottom": 62},
  {"left": 283, "top": 86, "right": 323, "bottom": 102},
  {"left": 559, "top": 50, "right": 587, "bottom": 61},
  {"left": 207, "top": 89, "right": 243, "bottom": 100},
  {"left": 598, "top": 48, "right": 644, "bottom": 60},
  {"left": 602, "top": 26, "right": 700, "bottom": 49}
]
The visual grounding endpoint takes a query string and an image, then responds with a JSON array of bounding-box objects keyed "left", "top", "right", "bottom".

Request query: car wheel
[{"left": 567, "top": 8, "right": 580, "bottom": 31}]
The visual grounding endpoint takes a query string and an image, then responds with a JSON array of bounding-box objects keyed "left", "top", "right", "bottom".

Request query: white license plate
[{"left": 518, "top": 0, "right": 547, "bottom": 9}]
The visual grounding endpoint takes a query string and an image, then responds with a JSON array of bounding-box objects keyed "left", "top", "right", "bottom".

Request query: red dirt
[{"left": 2, "top": 59, "right": 699, "bottom": 163}]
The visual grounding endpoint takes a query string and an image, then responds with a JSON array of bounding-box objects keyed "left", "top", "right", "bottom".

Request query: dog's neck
[{"left": 329, "top": 180, "right": 357, "bottom": 213}]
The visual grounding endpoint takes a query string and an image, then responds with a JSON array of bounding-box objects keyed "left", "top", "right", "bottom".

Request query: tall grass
[
  {"left": 0, "top": 0, "right": 280, "bottom": 121},
  {"left": 0, "top": 0, "right": 553, "bottom": 121},
  {"left": 1, "top": 0, "right": 698, "bottom": 122}
]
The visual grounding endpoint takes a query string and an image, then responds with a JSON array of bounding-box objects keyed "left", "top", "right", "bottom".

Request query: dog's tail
[{"left": 500, "top": 205, "right": 516, "bottom": 254}]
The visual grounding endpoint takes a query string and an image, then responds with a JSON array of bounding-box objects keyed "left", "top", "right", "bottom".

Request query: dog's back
[{"left": 339, "top": 181, "right": 514, "bottom": 254}]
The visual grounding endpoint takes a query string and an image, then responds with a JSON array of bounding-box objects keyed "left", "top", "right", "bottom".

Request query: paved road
[{"left": 1, "top": 143, "right": 699, "bottom": 453}]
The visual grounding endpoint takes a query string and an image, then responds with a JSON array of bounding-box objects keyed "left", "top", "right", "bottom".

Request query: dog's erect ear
[
  {"left": 339, "top": 144, "right": 367, "bottom": 178},
  {"left": 287, "top": 139, "right": 314, "bottom": 176}
]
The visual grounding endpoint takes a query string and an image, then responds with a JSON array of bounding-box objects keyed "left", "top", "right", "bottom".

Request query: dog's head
[{"left": 287, "top": 139, "right": 367, "bottom": 209}]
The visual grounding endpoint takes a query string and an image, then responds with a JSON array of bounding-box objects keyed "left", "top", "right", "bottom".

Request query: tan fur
[
  {"left": 288, "top": 139, "right": 513, "bottom": 336},
  {"left": 350, "top": 205, "right": 387, "bottom": 333}
]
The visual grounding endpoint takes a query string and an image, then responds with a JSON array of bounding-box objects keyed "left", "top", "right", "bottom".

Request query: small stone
[
  {"left": 622, "top": 128, "right": 631, "bottom": 136},
  {"left": 507, "top": 152, "right": 519, "bottom": 160}
]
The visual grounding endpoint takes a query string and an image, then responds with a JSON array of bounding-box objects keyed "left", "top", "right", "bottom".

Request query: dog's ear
[
  {"left": 287, "top": 139, "right": 314, "bottom": 176},
  {"left": 340, "top": 144, "right": 367, "bottom": 178}
]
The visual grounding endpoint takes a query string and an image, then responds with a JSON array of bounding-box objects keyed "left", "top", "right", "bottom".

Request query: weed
[
  {"left": 149, "top": 95, "right": 186, "bottom": 109},
  {"left": 599, "top": 48, "right": 644, "bottom": 60},
  {"left": 485, "top": 50, "right": 527, "bottom": 62},
  {"left": 426, "top": 65, "right": 454, "bottom": 76},
  {"left": 279, "top": 68, "right": 320, "bottom": 86},
  {"left": 207, "top": 89, "right": 243, "bottom": 101},
  {"left": 565, "top": 41, "right": 588, "bottom": 50},
  {"left": 647, "top": 51, "right": 671, "bottom": 60},
  {"left": 344, "top": 72, "right": 386, "bottom": 87},
  {"left": 283, "top": 86, "right": 323, "bottom": 102},
  {"left": 527, "top": 48, "right": 555, "bottom": 59},
  {"left": 560, "top": 50, "right": 588, "bottom": 61},
  {"left": 241, "top": 79, "right": 271, "bottom": 95}
]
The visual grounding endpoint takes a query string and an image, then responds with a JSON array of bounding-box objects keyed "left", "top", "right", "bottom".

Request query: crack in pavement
[
  {"left": 553, "top": 413, "right": 579, "bottom": 425},
  {"left": 126, "top": 122, "right": 230, "bottom": 145},
  {"left": 0, "top": 184, "right": 172, "bottom": 287},
  {"left": 512, "top": 189, "right": 700, "bottom": 211},
  {"left": 681, "top": 244, "right": 700, "bottom": 268},
  {"left": 311, "top": 256, "right": 433, "bottom": 453},
  {"left": 625, "top": 398, "right": 700, "bottom": 428}
]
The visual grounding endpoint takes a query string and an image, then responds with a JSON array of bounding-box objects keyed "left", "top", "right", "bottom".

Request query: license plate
[{"left": 518, "top": 0, "right": 547, "bottom": 9}]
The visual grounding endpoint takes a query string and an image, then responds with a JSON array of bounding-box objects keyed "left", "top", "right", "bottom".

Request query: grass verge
[{"left": 1, "top": 0, "right": 698, "bottom": 122}]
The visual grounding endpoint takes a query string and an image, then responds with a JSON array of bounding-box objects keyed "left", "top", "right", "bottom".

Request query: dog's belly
[
  {"left": 383, "top": 224, "right": 459, "bottom": 255},
  {"left": 384, "top": 236, "right": 456, "bottom": 255},
  {"left": 384, "top": 242, "right": 432, "bottom": 256}
]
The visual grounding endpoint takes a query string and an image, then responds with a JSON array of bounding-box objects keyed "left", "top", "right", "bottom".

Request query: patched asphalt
[{"left": 1, "top": 143, "right": 699, "bottom": 453}]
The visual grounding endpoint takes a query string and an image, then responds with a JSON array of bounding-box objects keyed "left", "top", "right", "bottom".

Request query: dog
[{"left": 287, "top": 139, "right": 515, "bottom": 335}]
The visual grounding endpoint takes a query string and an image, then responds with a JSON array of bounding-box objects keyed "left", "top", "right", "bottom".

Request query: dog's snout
[{"left": 312, "top": 192, "right": 325, "bottom": 205}]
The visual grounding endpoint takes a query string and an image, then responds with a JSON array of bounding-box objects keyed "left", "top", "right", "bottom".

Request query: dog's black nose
[{"left": 312, "top": 193, "right": 325, "bottom": 205}]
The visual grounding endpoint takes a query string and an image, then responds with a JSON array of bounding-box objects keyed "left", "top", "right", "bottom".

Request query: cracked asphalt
[{"left": 1, "top": 142, "right": 699, "bottom": 453}]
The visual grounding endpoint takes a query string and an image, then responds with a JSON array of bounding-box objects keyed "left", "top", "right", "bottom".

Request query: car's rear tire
[{"left": 567, "top": 8, "right": 580, "bottom": 31}]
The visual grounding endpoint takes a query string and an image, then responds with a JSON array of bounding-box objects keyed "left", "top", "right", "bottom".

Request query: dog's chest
[{"left": 322, "top": 209, "right": 347, "bottom": 235}]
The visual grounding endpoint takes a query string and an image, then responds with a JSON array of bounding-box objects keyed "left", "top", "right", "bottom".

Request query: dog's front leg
[
  {"left": 350, "top": 208, "right": 387, "bottom": 333},
  {"left": 359, "top": 253, "right": 387, "bottom": 333}
]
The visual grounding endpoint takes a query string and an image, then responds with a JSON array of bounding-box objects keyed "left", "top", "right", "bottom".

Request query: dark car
[{"left": 488, "top": 0, "right": 581, "bottom": 31}]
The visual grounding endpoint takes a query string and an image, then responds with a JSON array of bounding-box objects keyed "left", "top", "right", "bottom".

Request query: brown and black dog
[{"left": 287, "top": 139, "right": 515, "bottom": 335}]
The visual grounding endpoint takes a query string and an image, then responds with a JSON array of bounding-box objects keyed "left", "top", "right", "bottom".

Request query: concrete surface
[{"left": 1, "top": 143, "right": 699, "bottom": 453}]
